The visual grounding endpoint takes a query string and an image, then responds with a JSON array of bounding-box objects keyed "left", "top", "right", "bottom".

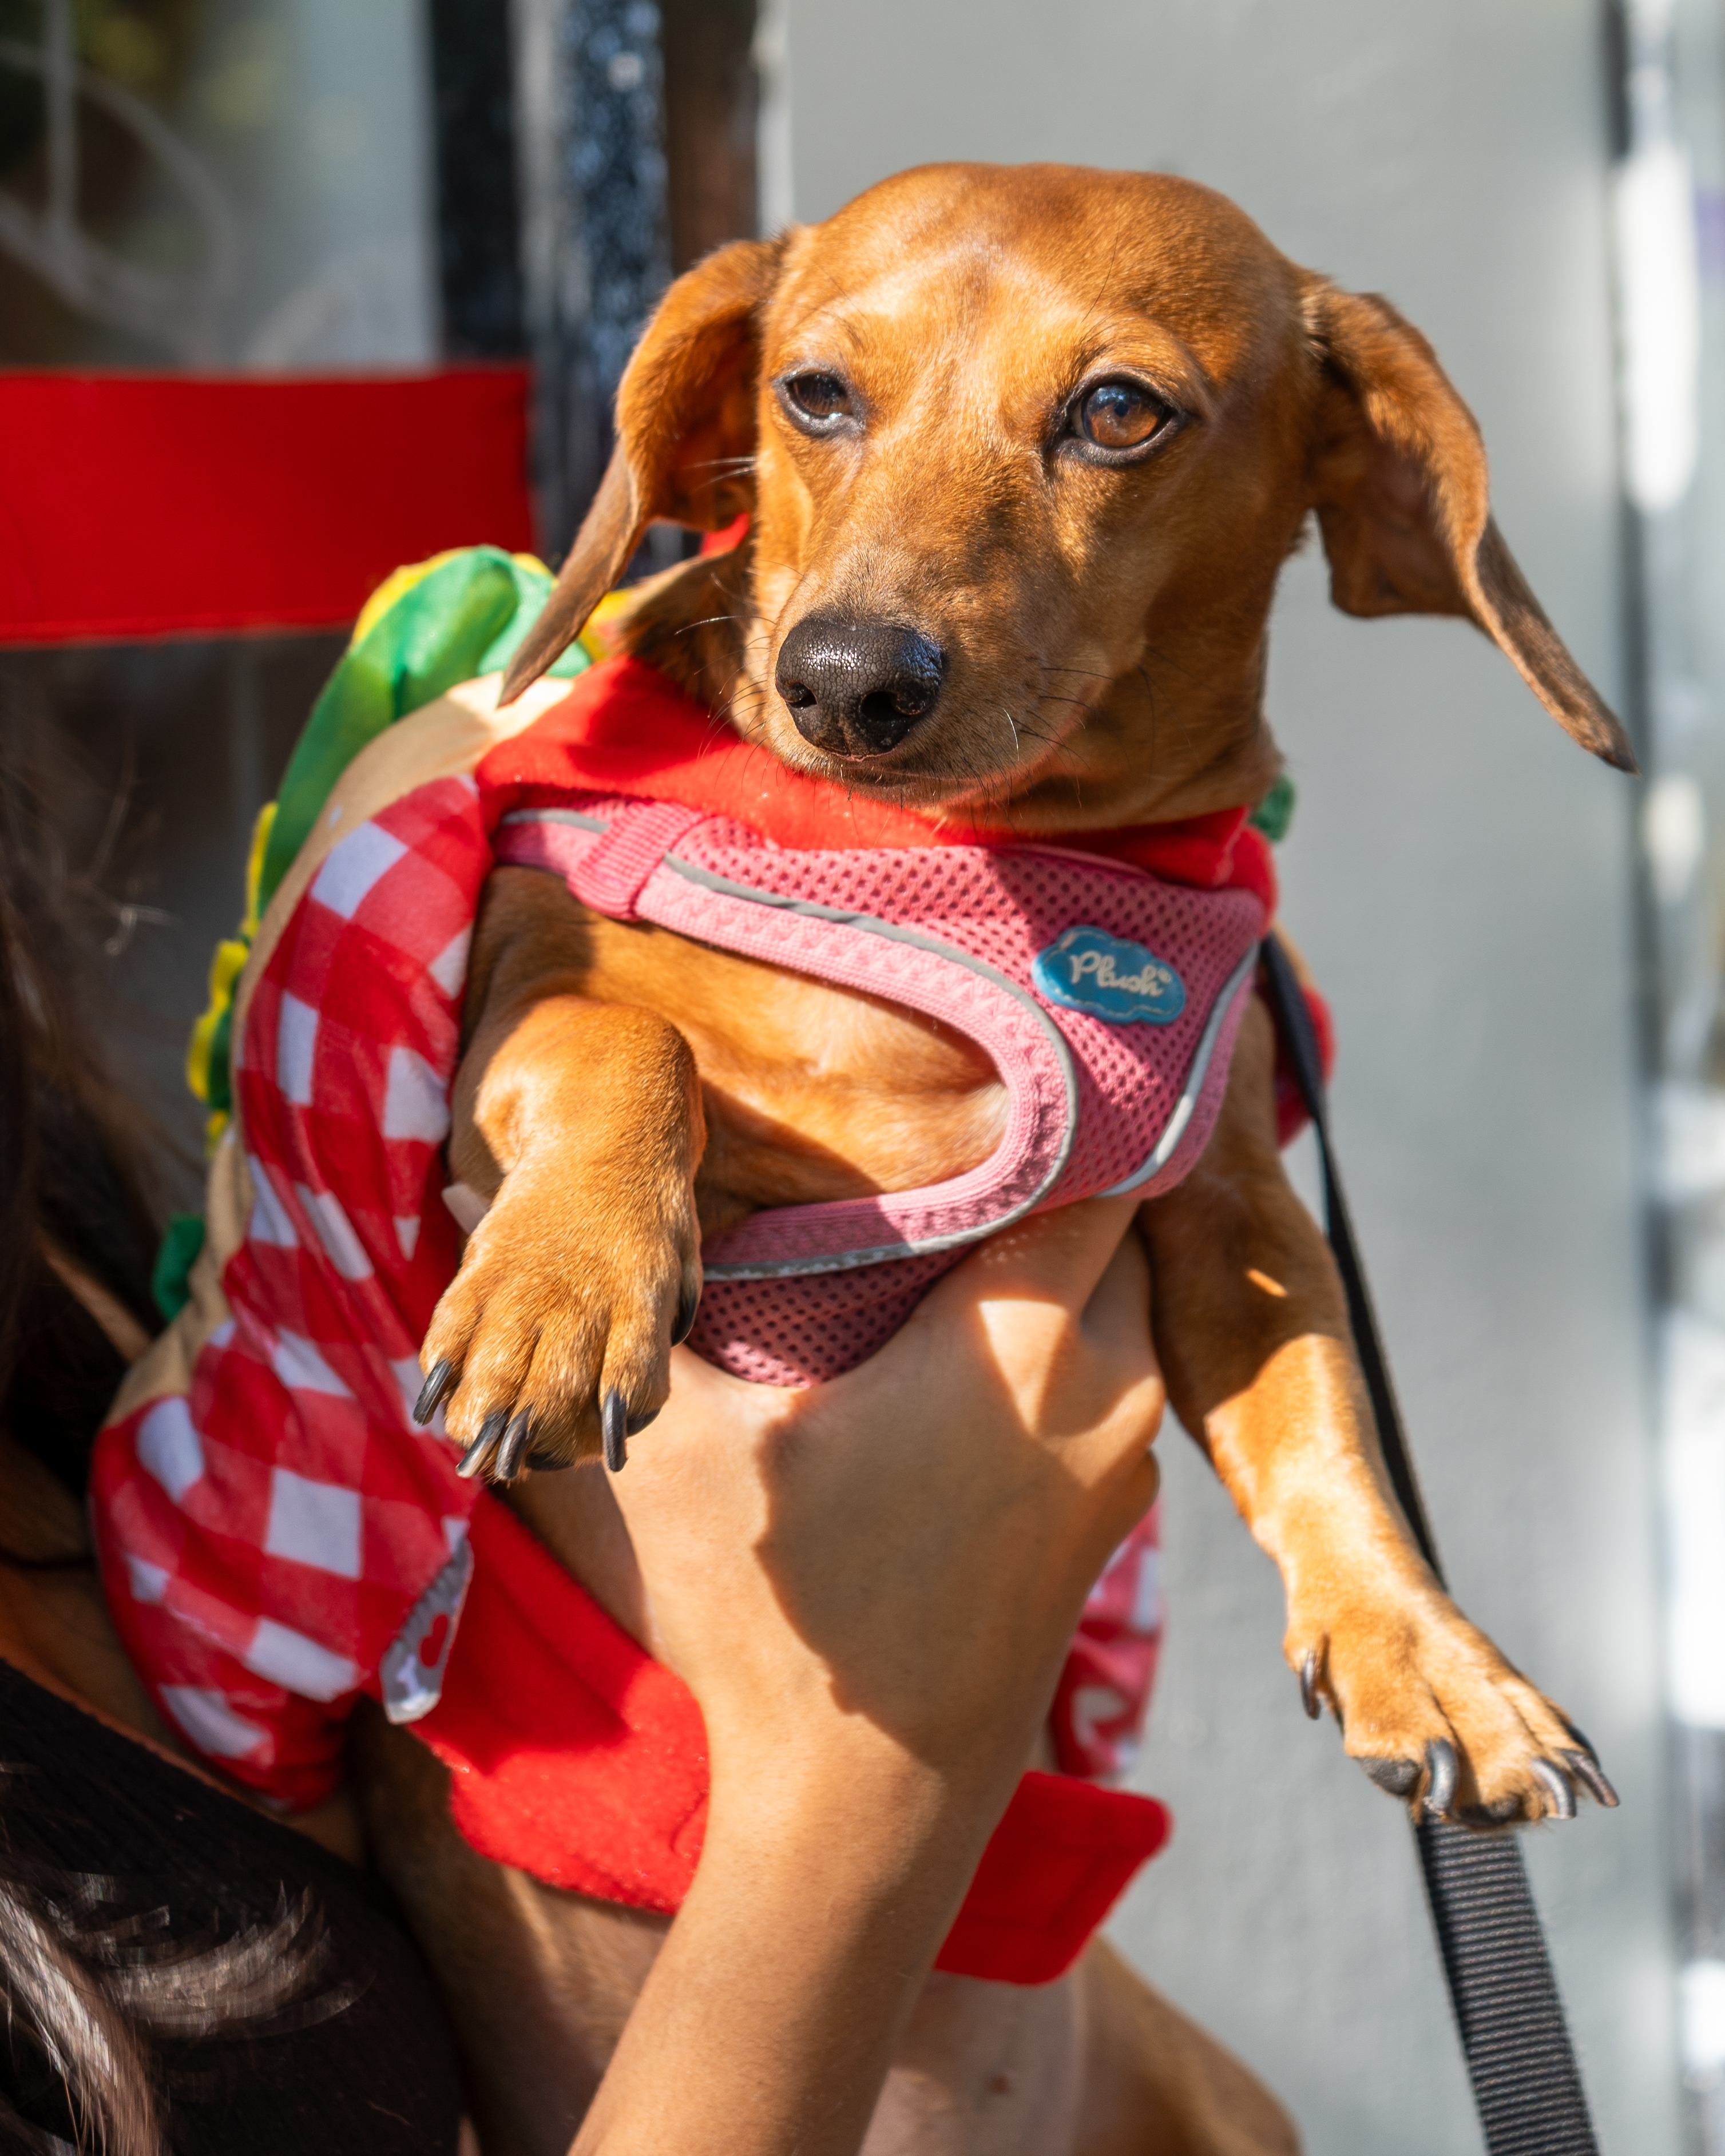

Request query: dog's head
[{"left": 503, "top": 163, "right": 1633, "bottom": 827}]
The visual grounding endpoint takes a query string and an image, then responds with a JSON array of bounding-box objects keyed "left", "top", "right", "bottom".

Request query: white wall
[{"left": 775, "top": 4, "right": 1674, "bottom": 2150}]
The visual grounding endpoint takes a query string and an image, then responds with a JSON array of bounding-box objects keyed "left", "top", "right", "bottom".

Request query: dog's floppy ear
[
  {"left": 501, "top": 235, "right": 784, "bottom": 703},
  {"left": 1303, "top": 281, "right": 1636, "bottom": 773}
]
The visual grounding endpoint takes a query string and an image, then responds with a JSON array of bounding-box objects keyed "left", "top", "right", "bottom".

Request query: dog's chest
[{"left": 568, "top": 908, "right": 1011, "bottom": 1233}]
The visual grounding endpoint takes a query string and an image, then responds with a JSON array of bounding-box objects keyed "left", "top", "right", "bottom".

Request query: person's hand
[
  {"left": 574, "top": 1197, "right": 1165, "bottom": 2156},
  {"left": 609, "top": 1194, "right": 1165, "bottom": 1825}
]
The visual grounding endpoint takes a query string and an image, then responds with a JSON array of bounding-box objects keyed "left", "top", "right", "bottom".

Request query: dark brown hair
[{"left": 0, "top": 744, "right": 162, "bottom": 1496}]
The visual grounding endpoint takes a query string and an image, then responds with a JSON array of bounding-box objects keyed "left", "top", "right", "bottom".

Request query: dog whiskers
[
  {"left": 1140, "top": 640, "right": 1196, "bottom": 685},
  {"left": 1036, "top": 662, "right": 1114, "bottom": 684}
]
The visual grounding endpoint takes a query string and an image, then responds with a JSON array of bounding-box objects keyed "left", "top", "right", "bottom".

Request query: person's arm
[{"left": 577, "top": 1196, "right": 1164, "bottom": 2156}]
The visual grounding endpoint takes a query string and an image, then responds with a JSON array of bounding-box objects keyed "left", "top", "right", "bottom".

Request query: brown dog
[
  {"left": 376, "top": 161, "right": 1624, "bottom": 2148},
  {"left": 426, "top": 159, "right": 1627, "bottom": 1820}
]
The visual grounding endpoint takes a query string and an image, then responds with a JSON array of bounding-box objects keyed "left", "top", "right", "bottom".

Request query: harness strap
[
  {"left": 568, "top": 800, "right": 708, "bottom": 920},
  {"left": 1259, "top": 934, "right": 1600, "bottom": 2156}
]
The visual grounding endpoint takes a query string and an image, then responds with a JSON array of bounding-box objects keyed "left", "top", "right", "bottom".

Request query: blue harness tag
[{"left": 1032, "top": 926, "right": 1187, "bottom": 1025}]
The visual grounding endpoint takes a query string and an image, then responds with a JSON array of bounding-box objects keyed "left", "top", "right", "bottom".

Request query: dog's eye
[
  {"left": 779, "top": 372, "right": 854, "bottom": 428},
  {"left": 1076, "top": 380, "right": 1169, "bottom": 452}
]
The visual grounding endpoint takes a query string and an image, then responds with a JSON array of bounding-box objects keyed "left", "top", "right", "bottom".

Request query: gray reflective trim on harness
[
  {"left": 1258, "top": 933, "right": 1601, "bottom": 2156},
  {"left": 1098, "top": 942, "right": 1260, "bottom": 1198},
  {"left": 501, "top": 806, "right": 607, "bottom": 831}
]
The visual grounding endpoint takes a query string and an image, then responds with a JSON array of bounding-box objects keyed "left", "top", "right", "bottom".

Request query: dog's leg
[
  {"left": 856, "top": 1968, "right": 1084, "bottom": 2156},
  {"left": 419, "top": 869, "right": 706, "bottom": 1474},
  {"left": 1074, "top": 1941, "right": 1300, "bottom": 2156},
  {"left": 1139, "top": 995, "right": 1612, "bottom": 1825},
  {"left": 351, "top": 1703, "right": 669, "bottom": 2156},
  {"left": 854, "top": 1947, "right": 1300, "bottom": 2156}
]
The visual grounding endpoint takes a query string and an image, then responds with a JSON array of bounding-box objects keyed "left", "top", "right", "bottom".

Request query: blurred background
[{"left": 2, "top": 1, "right": 1723, "bottom": 2149}]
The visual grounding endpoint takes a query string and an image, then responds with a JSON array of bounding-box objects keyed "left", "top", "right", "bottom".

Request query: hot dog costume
[{"left": 92, "top": 546, "right": 1327, "bottom": 1984}]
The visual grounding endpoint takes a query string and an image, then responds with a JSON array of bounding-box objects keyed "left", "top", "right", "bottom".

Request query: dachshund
[
  {"left": 363, "top": 162, "right": 1625, "bottom": 2153},
  {"left": 426, "top": 161, "right": 1627, "bottom": 1828}
]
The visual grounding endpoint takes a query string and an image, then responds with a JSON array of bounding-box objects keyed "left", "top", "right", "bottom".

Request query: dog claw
[
  {"left": 1299, "top": 1651, "right": 1321, "bottom": 1720},
  {"left": 1423, "top": 1738, "right": 1458, "bottom": 1820},
  {"left": 673, "top": 1287, "right": 700, "bottom": 1346},
  {"left": 493, "top": 1411, "right": 533, "bottom": 1484},
  {"left": 1531, "top": 1757, "right": 1577, "bottom": 1820},
  {"left": 414, "top": 1359, "right": 456, "bottom": 1426},
  {"left": 1362, "top": 1757, "right": 1419, "bottom": 1797},
  {"left": 1563, "top": 1748, "right": 1619, "bottom": 1809},
  {"left": 458, "top": 1410, "right": 509, "bottom": 1480},
  {"left": 602, "top": 1391, "right": 628, "bottom": 1473}
]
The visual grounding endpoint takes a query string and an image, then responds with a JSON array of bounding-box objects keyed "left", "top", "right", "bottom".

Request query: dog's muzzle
[{"left": 775, "top": 616, "right": 947, "bottom": 757}]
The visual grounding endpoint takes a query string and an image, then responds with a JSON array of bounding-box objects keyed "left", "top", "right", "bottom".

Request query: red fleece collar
[{"left": 477, "top": 655, "right": 1279, "bottom": 918}]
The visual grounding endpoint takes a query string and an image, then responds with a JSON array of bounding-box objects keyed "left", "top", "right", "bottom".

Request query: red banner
[{"left": 0, "top": 370, "right": 535, "bottom": 644}]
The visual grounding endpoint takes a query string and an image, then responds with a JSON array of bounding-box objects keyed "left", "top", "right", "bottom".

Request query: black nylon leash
[{"left": 1257, "top": 933, "right": 1600, "bottom": 2156}]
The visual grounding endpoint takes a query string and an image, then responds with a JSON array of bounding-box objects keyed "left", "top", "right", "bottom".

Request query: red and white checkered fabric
[
  {"left": 92, "top": 771, "right": 1189, "bottom": 1807},
  {"left": 93, "top": 775, "right": 485, "bottom": 1806}
]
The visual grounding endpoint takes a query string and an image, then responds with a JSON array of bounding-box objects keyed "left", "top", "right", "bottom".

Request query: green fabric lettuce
[{"left": 187, "top": 545, "right": 590, "bottom": 1152}]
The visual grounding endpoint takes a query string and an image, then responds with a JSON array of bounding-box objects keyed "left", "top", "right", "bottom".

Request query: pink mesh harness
[{"left": 494, "top": 796, "right": 1266, "bottom": 1385}]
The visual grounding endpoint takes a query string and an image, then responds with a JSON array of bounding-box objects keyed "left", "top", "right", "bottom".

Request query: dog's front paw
[
  {"left": 1290, "top": 1590, "right": 1617, "bottom": 1827},
  {"left": 412, "top": 1170, "right": 701, "bottom": 1479}
]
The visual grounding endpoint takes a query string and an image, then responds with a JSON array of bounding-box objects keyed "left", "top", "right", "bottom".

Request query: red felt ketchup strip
[{"left": 413, "top": 1492, "right": 1169, "bottom": 1986}]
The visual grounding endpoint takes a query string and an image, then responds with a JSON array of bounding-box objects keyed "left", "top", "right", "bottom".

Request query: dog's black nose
[{"left": 775, "top": 617, "right": 946, "bottom": 756}]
